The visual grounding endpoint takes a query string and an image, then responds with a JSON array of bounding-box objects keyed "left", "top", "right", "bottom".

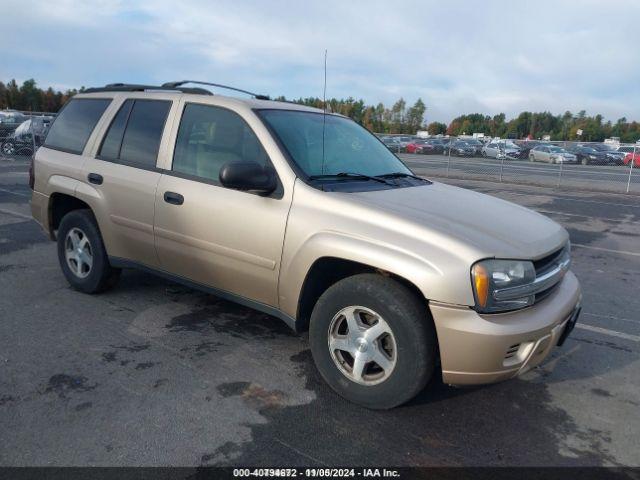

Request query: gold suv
[{"left": 30, "top": 82, "right": 581, "bottom": 409}]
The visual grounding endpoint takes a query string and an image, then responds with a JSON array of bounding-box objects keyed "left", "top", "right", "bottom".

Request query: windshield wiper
[
  {"left": 308, "top": 172, "right": 394, "bottom": 185},
  {"left": 376, "top": 172, "right": 431, "bottom": 183}
]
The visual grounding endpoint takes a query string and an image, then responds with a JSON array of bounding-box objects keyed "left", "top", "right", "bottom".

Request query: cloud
[{"left": 1, "top": 0, "right": 639, "bottom": 122}]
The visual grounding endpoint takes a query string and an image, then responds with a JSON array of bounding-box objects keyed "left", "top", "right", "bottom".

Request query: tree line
[
  {"left": 0, "top": 79, "right": 82, "bottom": 113},
  {"left": 437, "top": 111, "right": 640, "bottom": 143},
  {"left": 2, "top": 78, "right": 639, "bottom": 143}
]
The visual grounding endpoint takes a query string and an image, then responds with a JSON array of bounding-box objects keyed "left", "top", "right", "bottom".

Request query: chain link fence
[
  {"left": 0, "top": 110, "right": 56, "bottom": 162},
  {"left": 2, "top": 110, "right": 639, "bottom": 195},
  {"left": 379, "top": 134, "right": 640, "bottom": 195}
]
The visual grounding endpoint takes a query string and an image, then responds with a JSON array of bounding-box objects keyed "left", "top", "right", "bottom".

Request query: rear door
[
  {"left": 153, "top": 101, "right": 291, "bottom": 306},
  {"left": 81, "top": 95, "right": 177, "bottom": 268}
]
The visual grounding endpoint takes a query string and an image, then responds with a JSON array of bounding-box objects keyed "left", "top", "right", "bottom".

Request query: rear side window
[
  {"left": 99, "top": 99, "right": 133, "bottom": 161},
  {"left": 44, "top": 98, "right": 111, "bottom": 154},
  {"left": 98, "top": 99, "right": 171, "bottom": 169}
]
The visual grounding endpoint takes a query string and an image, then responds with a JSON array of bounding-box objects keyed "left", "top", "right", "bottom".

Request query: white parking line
[
  {"left": 572, "top": 243, "right": 640, "bottom": 257},
  {"left": 583, "top": 312, "right": 640, "bottom": 325},
  {"left": 534, "top": 209, "right": 636, "bottom": 224},
  {"left": 0, "top": 207, "right": 32, "bottom": 220},
  {"left": 576, "top": 323, "right": 640, "bottom": 343},
  {"left": 0, "top": 187, "right": 30, "bottom": 198}
]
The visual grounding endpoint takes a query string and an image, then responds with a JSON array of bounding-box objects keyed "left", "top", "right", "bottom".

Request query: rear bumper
[
  {"left": 30, "top": 190, "right": 49, "bottom": 233},
  {"left": 430, "top": 271, "right": 581, "bottom": 385}
]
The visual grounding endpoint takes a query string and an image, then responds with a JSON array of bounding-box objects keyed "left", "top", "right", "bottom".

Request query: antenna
[{"left": 321, "top": 49, "right": 328, "bottom": 175}]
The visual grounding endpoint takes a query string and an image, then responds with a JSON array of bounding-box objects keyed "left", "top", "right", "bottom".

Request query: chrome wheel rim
[
  {"left": 327, "top": 306, "right": 397, "bottom": 386},
  {"left": 64, "top": 227, "right": 93, "bottom": 279}
]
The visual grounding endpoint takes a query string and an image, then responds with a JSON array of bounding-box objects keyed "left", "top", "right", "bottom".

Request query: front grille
[
  {"left": 533, "top": 246, "right": 565, "bottom": 276},
  {"left": 531, "top": 244, "right": 569, "bottom": 304}
]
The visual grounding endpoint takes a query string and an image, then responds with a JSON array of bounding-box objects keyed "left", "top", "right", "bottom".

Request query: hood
[{"left": 348, "top": 182, "right": 568, "bottom": 260}]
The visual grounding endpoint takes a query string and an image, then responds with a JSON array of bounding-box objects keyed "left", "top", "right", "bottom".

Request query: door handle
[
  {"left": 88, "top": 173, "right": 103, "bottom": 185},
  {"left": 164, "top": 191, "right": 184, "bottom": 205}
]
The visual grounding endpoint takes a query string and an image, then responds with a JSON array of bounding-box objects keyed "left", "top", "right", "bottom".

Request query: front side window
[
  {"left": 97, "top": 99, "right": 170, "bottom": 169},
  {"left": 258, "top": 110, "right": 411, "bottom": 178},
  {"left": 172, "top": 103, "right": 270, "bottom": 183},
  {"left": 44, "top": 98, "right": 111, "bottom": 154}
]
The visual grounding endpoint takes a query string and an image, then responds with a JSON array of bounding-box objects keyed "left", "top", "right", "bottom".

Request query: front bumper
[{"left": 430, "top": 271, "right": 581, "bottom": 385}]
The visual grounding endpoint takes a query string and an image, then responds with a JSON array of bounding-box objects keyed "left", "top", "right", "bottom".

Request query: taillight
[{"left": 29, "top": 158, "right": 35, "bottom": 190}]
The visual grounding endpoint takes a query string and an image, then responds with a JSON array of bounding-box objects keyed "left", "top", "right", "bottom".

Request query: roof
[{"left": 78, "top": 82, "right": 324, "bottom": 113}]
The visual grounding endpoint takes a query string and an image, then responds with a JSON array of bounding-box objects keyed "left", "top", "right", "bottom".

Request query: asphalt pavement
[{"left": 1, "top": 158, "right": 639, "bottom": 467}]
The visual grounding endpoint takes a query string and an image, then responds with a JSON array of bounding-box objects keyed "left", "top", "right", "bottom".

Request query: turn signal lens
[{"left": 472, "top": 263, "right": 489, "bottom": 308}]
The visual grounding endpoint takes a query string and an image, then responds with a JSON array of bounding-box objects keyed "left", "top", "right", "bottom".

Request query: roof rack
[
  {"left": 161, "top": 80, "right": 270, "bottom": 100},
  {"left": 83, "top": 83, "right": 213, "bottom": 95},
  {"left": 83, "top": 81, "right": 270, "bottom": 100}
]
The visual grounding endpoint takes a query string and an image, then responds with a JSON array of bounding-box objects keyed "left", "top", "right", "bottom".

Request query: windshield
[
  {"left": 549, "top": 146, "right": 564, "bottom": 153},
  {"left": 259, "top": 110, "right": 412, "bottom": 178}
]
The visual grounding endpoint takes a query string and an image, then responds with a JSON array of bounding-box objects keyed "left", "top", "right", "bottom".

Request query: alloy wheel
[
  {"left": 64, "top": 227, "right": 93, "bottom": 278},
  {"left": 2, "top": 142, "right": 15, "bottom": 155},
  {"left": 327, "top": 306, "right": 397, "bottom": 386}
]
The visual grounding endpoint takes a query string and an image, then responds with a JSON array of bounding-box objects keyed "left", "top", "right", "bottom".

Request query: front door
[{"left": 153, "top": 102, "right": 291, "bottom": 306}]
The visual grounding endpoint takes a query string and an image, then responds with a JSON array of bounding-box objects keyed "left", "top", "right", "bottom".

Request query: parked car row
[{"left": 378, "top": 133, "right": 639, "bottom": 167}]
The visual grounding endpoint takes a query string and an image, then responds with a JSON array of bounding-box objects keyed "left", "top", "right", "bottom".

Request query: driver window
[{"left": 172, "top": 103, "right": 270, "bottom": 184}]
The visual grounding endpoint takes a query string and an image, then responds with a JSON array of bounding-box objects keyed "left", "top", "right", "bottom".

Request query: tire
[
  {"left": 57, "top": 209, "right": 121, "bottom": 293},
  {"left": 481, "top": 150, "right": 487, "bottom": 157},
  {"left": 309, "top": 274, "right": 437, "bottom": 409},
  {"left": 581, "top": 157, "right": 588, "bottom": 165},
  {"left": 529, "top": 154, "right": 535, "bottom": 162}
]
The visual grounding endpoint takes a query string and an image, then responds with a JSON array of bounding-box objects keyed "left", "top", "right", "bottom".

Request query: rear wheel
[
  {"left": 309, "top": 274, "right": 437, "bottom": 409},
  {"left": 57, "top": 209, "right": 120, "bottom": 293},
  {"left": 2, "top": 141, "right": 15, "bottom": 156}
]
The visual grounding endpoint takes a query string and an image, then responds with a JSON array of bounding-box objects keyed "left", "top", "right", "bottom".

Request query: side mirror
[{"left": 219, "top": 161, "right": 277, "bottom": 195}]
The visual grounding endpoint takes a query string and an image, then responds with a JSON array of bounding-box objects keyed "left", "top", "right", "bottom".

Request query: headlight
[
  {"left": 471, "top": 259, "right": 536, "bottom": 313},
  {"left": 589, "top": 155, "right": 597, "bottom": 159}
]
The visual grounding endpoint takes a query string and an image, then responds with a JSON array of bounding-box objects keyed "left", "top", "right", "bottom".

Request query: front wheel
[
  {"left": 529, "top": 154, "right": 535, "bottom": 162},
  {"left": 57, "top": 209, "right": 121, "bottom": 293},
  {"left": 581, "top": 157, "right": 589, "bottom": 165},
  {"left": 309, "top": 274, "right": 437, "bottom": 409}
]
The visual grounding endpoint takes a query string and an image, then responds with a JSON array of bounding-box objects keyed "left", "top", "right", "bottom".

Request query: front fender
[{"left": 278, "top": 230, "right": 465, "bottom": 320}]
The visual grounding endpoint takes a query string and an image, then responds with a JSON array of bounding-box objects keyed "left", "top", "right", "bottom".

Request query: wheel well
[
  {"left": 296, "top": 257, "right": 425, "bottom": 332},
  {"left": 49, "top": 193, "right": 91, "bottom": 239}
]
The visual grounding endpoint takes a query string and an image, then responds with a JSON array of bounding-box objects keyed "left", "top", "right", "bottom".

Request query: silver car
[
  {"left": 482, "top": 140, "right": 520, "bottom": 159},
  {"left": 529, "top": 145, "right": 577, "bottom": 164}
]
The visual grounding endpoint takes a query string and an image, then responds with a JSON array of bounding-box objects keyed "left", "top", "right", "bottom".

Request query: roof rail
[
  {"left": 83, "top": 83, "right": 213, "bottom": 95},
  {"left": 161, "top": 80, "right": 270, "bottom": 100}
]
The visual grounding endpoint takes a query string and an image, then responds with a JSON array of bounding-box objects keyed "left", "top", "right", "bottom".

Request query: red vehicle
[
  {"left": 624, "top": 152, "right": 640, "bottom": 167},
  {"left": 405, "top": 140, "right": 435, "bottom": 154}
]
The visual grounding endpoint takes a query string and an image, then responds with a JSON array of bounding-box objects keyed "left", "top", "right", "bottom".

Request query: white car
[{"left": 481, "top": 141, "right": 520, "bottom": 158}]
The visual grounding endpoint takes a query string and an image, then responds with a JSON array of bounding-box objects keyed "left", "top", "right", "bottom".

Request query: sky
[{"left": 1, "top": 0, "right": 639, "bottom": 123}]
